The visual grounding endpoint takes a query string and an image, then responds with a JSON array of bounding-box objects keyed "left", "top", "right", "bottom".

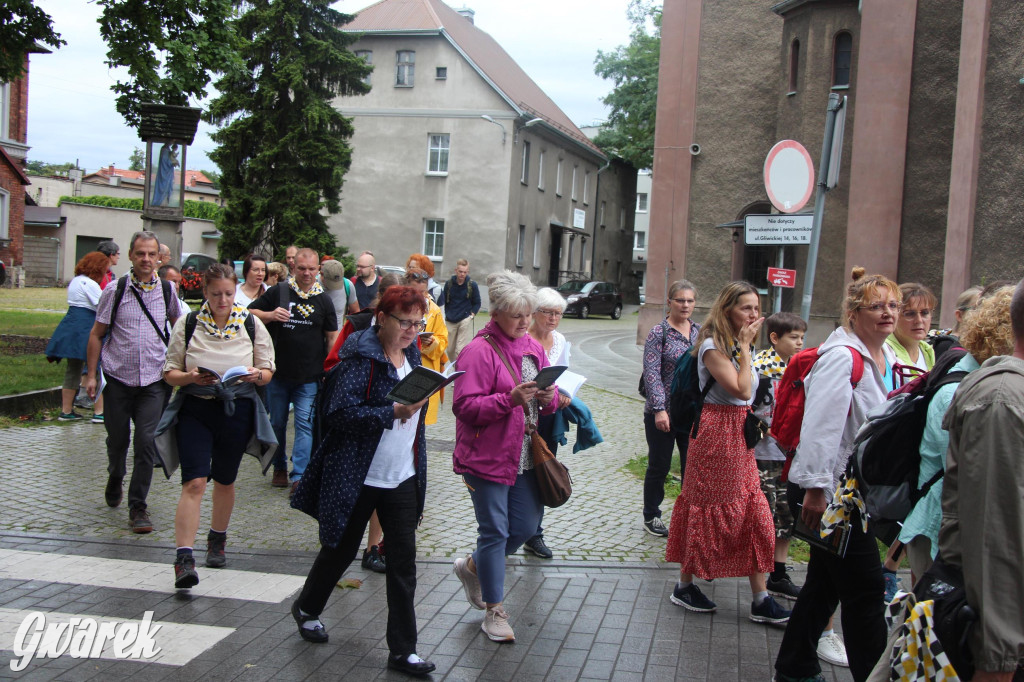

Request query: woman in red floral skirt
[{"left": 665, "top": 281, "right": 791, "bottom": 624}]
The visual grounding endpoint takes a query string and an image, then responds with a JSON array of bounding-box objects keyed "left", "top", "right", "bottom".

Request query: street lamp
[{"left": 480, "top": 115, "right": 506, "bottom": 145}]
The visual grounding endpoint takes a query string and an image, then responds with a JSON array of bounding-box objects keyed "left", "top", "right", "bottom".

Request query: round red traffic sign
[{"left": 764, "top": 140, "right": 815, "bottom": 214}]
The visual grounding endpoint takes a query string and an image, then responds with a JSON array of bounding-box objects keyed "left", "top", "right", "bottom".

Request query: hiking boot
[
  {"left": 817, "top": 631, "right": 849, "bottom": 667},
  {"left": 104, "top": 476, "right": 123, "bottom": 508},
  {"left": 361, "top": 545, "right": 386, "bottom": 573},
  {"left": 206, "top": 531, "right": 227, "bottom": 568},
  {"left": 129, "top": 507, "right": 154, "bottom": 534},
  {"left": 750, "top": 595, "right": 791, "bottom": 624},
  {"left": 481, "top": 606, "right": 515, "bottom": 642},
  {"left": 669, "top": 583, "right": 717, "bottom": 613},
  {"left": 643, "top": 517, "right": 669, "bottom": 537},
  {"left": 883, "top": 570, "right": 902, "bottom": 604},
  {"left": 524, "top": 535, "right": 553, "bottom": 559},
  {"left": 767, "top": 568, "right": 802, "bottom": 600},
  {"left": 58, "top": 412, "right": 83, "bottom": 422},
  {"left": 453, "top": 556, "right": 485, "bottom": 610},
  {"left": 173, "top": 554, "right": 199, "bottom": 589},
  {"left": 271, "top": 469, "right": 288, "bottom": 488}
]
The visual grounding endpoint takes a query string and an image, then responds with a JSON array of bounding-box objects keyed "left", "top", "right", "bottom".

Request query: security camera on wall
[{"left": 689, "top": 143, "right": 701, "bottom": 156}]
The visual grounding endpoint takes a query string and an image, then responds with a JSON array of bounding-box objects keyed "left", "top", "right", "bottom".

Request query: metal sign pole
[
  {"left": 774, "top": 246, "right": 785, "bottom": 314},
  {"left": 800, "top": 93, "right": 844, "bottom": 322}
]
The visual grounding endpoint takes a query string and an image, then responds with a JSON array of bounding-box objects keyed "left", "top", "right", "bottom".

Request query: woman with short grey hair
[{"left": 451, "top": 271, "right": 559, "bottom": 643}]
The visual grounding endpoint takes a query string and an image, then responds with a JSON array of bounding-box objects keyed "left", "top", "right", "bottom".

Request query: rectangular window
[
  {"left": 0, "top": 84, "right": 8, "bottom": 139},
  {"left": 435, "top": 66, "right": 447, "bottom": 79},
  {"left": 571, "top": 166, "right": 578, "bottom": 201},
  {"left": 583, "top": 171, "right": 590, "bottom": 204},
  {"left": 533, "top": 229, "right": 541, "bottom": 268},
  {"left": 555, "top": 159, "right": 563, "bottom": 196},
  {"left": 788, "top": 40, "right": 799, "bottom": 93},
  {"left": 634, "top": 231, "right": 646, "bottom": 249},
  {"left": 423, "top": 219, "right": 444, "bottom": 257},
  {"left": 520, "top": 141, "right": 530, "bottom": 184},
  {"left": 537, "top": 150, "right": 545, "bottom": 190},
  {"left": 636, "top": 193, "right": 648, "bottom": 212},
  {"left": 516, "top": 225, "right": 525, "bottom": 266},
  {"left": 427, "top": 134, "right": 449, "bottom": 174},
  {"left": 354, "top": 50, "right": 373, "bottom": 85},
  {"left": 580, "top": 239, "right": 586, "bottom": 270},
  {"left": 396, "top": 50, "right": 415, "bottom": 87},
  {"left": 619, "top": 207, "right": 626, "bottom": 229},
  {"left": 0, "top": 189, "right": 8, "bottom": 240},
  {"left": 600, "top": 201, "right": 606, "bottom": 227}
]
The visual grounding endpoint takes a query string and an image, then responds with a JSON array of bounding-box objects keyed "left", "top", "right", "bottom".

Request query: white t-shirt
[
  {"left": 67, "top": 275, "right": 102, "bottom": 310},
  {"left": 698, "top": 337, "right": 757, "bottom": 406},
  {"left": 364, "top": 358, "right": 419, "bottom": 488},
  {"left": 235, "top": 282, "right": 268, "bottom": 308},
  {"left": 547, "top": 330, "right": 570, "bottom": 367}
]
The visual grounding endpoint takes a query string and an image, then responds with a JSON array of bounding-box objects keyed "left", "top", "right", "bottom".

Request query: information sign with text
[
  {"left": 767, "top": 267, "right": 797, "bottom": 288},
  {"left": 744, "top": 214, "right": 813, "bottom": 245}
]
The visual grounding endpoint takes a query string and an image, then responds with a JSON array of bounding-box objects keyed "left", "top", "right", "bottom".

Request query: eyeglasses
[
  {"left": 536, "top": 308, "right": 563, "bottom": 317},
  {"left": 671, "top": 298, "right": 695, "bottom": 304},
  {"left": 860, "top": 301, "right": 901, "bottom": 314},
  {"left": 390, "top": 314, "right": 427, "bottom": 331},
  {"left": 406, "top": 272, "right": 429, "bottom": 281},
  {"left": 901, "top": 308, "right": 932, "bottom": 320}
]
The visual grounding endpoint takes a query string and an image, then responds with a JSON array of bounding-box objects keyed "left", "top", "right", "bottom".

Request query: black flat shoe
[
  {"left": 291, "top": 600, "right": 328, "bottom": 643},
  {"left": 387, "top": 653, "right": 436, "bottom": 676}
]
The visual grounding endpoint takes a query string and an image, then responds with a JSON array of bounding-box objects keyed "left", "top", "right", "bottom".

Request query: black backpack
[
  {"left": 849, "top": 347, "right": 969, "bottom": 524},
  {"left": 108, "top": 274, "right": 174, "bottom": 345},
  {"left": 668, "top": 349, "right": 715, "bottom": 437}
]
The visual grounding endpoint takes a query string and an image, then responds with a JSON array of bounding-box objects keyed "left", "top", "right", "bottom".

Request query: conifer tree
[{"left": 206, "top": 0, "right": 371, "bottom": 259}]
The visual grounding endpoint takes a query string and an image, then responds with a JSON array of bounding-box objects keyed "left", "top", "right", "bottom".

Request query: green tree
[
  {"left": 0, "top": 1, "right": 65, "bottom": 83},
  {"left": 24, "top": 159, "right": 76, "bottom": 176},
  {"left": 128, "top": 146, "right": 145, "bottom": 171},
  {"left": 206, "top": 0, "right": 371, "bottom": 260},
  {"left": 97, "top": 0, "right": 237, "bottom": 127},
  {"left": 593, "top": 0, "right": 661, "bottom": 170},
  {"left": 198, "top": 168, "right": 221, "bottom": 190}
]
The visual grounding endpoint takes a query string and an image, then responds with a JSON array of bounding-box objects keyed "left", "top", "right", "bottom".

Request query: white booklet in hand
[
  {"left": 556, "top": 370, "right": 587, "bottom": 399},
  {"left": 197, "top": 366, "right": 251, "bottom": 387}
]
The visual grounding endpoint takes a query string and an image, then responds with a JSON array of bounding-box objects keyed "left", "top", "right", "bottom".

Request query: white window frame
[
  {"left": 0, "top": 188, "right": 9, "bottom": 240},
  {"left": 537, "top": 150, "right": 545, "bottom": 190},
  {"left": 533, "top": 229, "right": 541, "bottom": 268},
  {"left": 555, "top": 159, "right": 563, "bottom": 196},
  {"left": 636, "top": 193, "right": 649, "bottom": 212},
  {"left": 520, "top": 141, "right": 530, "bottom": 185},
  {"left": 423, "top": 219, "right": 444, "bottom": 258},
  {"left": 396, "top": 50, "right": 415, "bottom": 87},
  {"left": 583, "top": 171, "right": 590, "bottom": 205},
  {"left": 516, "top": 225, "right": 525, "bottom": 266},
  {"left": 600, "top": 201, "right": 606, "bottom": 227},
  {"left": 634, "top": 231, "right": 646, "bottom": 250},
  {"left": 354, "top": 50, "right": 373, "bottom": 85},
  {"left": 427, "top": 133, "right": 449, "bottom": 175},
  {"left": 571, "top": 166, "right": 578, "bottom": 201},
  {"left": 0, "top": 84, "right": 8, "bottom": 140},
  {"left": 619, "top": 207, "right": 626, "bottom": 230}
]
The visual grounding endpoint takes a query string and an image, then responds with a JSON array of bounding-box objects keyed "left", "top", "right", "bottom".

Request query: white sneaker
[
  {"left": 482, "top": 606, "right": 515, "bottom": 642},
  {"left": 453, "top": 556, "right": 485, "bottom": 610},
  {"left": 817, "top": 631, "right": 849, "bottom": 668}
]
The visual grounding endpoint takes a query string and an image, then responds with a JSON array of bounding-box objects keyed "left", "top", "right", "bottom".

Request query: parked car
[
  {"left": 556, "top": 280, "right": 623, "bottom": 319},
  {"left": 376, "top": 265, "right": 406, "bottom": 278}
]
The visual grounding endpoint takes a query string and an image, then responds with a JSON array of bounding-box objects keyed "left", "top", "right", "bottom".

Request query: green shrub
[{"left": 58, "top": 195, "right": 222, "bottom": 221}]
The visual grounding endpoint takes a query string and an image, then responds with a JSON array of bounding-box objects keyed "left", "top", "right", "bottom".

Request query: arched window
[
  {"left": 788, "top": 39, "right": 800, "bottom": 93},
  {"left": 832, "top": 32, "right": 853, "bottom": 87}
]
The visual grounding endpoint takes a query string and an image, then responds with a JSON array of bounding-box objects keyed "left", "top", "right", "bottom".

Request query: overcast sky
[{"left": 28, "top": 0, "right": 638, "bottom": 174}]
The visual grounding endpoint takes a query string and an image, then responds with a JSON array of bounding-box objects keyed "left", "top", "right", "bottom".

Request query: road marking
[
  {"left": 0, "top": 607, "right": 233, "bottom": 667},
  {"left": 0, "top": 549, "right": 304, "bottom": 603}
]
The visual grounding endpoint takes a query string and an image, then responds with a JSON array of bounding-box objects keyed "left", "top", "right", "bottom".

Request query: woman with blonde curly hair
[
  {"left": 665, "top": 281, "right": 790, "bottom": 625},
  {"left": 898, "top": 286, "right": 1015, "bottom": 582}
]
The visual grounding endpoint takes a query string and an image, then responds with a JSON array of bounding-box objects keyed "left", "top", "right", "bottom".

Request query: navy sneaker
[
  {"left": 750, "top": 595, "right": 791, "bottom": 624},
  {"left": 669, "top": 583, "right": 717, "bottom": 612},
  {"left": 767, "top": 569, "right": 802, "bottom": 600}
]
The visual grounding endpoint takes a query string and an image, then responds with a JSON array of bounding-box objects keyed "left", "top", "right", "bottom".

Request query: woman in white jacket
[{"left": 774, "top": 267, "right": 900, "bottom": 682}]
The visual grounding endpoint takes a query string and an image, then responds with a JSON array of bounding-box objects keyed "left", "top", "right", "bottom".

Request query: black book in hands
[
  {"left": 793, "top": 508, "right": 851, "bottom": 558},
  {"left": 534, "top": 365, "right": 568, "bottom": 390},
  {"left": 386, "top": 365, "right": 465, "bottom": 405}
]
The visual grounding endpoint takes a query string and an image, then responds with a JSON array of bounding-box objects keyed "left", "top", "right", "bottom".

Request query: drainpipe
[{"left": 590, "top": 158, "right": 611, "bottom": 279}]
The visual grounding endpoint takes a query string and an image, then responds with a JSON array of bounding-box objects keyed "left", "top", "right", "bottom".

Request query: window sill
[
  {"left": 428, "top": 255, "right": 443, "bottom": 262},
  {"left": 425, "top": 172, "right": 448, "bottom": 178},
  {"left": 394, "top": 84, "right": 414, "bottom": 88},
  {"left": 537, "top": 187, "right": 544, "bottom": 192},
  {"left": 520, "top": 180, "right": 528, "bottom": 186},
  {"left": 831, "top": 85, "right": 850, "bottom": 91},
  {"left": 786, "top": 91, "right": 798, "bottom": 97}
]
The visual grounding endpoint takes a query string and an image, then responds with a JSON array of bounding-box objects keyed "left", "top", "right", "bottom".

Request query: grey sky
[{"left": 28, "top": 0, "right": 636, "bottom": 173}]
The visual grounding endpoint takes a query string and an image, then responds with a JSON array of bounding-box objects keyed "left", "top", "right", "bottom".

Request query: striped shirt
[{"left": 95, "top": 276, "right": 183, "bottom": 387}]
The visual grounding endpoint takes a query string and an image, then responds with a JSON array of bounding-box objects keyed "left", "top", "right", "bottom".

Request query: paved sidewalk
[{"left": 0, "top": 316, "right": 860, "bottom": 680}]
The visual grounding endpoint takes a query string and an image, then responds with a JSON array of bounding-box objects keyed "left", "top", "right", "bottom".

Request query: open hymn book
[
  {"left": 197, "top": 366, "right": 251, "bottom": 387},
  {"left": 386, "top": 364, "right": 465, "bottom": 405}
]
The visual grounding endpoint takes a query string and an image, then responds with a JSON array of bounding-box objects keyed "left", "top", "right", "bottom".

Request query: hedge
[{"left": 58, "top": 195, "right": 222, "bottom": 221}]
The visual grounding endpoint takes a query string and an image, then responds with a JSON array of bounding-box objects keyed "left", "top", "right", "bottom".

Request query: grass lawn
[
  {"left": 0, "top": 310, "right": 64, "bottom": 337},
  {"left": 0, "top": 346, "right": 63, "bottom": 397},
  {"left": 0, "top": 287, "right": 68, "bottom": 312}
]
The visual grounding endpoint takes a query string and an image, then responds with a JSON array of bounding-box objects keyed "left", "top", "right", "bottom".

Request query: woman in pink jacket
[{"left": 451, "top": 271, "right": 559, "bottom": 644}]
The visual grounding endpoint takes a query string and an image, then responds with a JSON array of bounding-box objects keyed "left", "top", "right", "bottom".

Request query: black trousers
[
  {"left": 102, "top": 376, "right": 166, "bottom": 511},
  {"left": 642, "top": 411, "right": 690, "bottom": 520},
  {"left": 297, "top": 476, "right": 419, "bottom": 657},
  {"left": 775, "top": 483, "right": 887, "bottom": 682}
]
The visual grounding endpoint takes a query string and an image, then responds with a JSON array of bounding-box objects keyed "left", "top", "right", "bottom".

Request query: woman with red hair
[
  {"left": 405, "top": 253, "right": 443, "bottom": 302},
  {"left": 46, "top": 251, "right": 111, "bottom": 421},
  {"left": 290, "top": 285, "right": 436, "bottom": 677}
]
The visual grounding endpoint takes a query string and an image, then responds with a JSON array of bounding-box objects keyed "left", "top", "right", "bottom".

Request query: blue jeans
[
  {"left": 266, "top": 378, "right": 318, "bottom": 482},
  {"left": 464, "top": 470, "right": 543, "bottom": 604}
]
